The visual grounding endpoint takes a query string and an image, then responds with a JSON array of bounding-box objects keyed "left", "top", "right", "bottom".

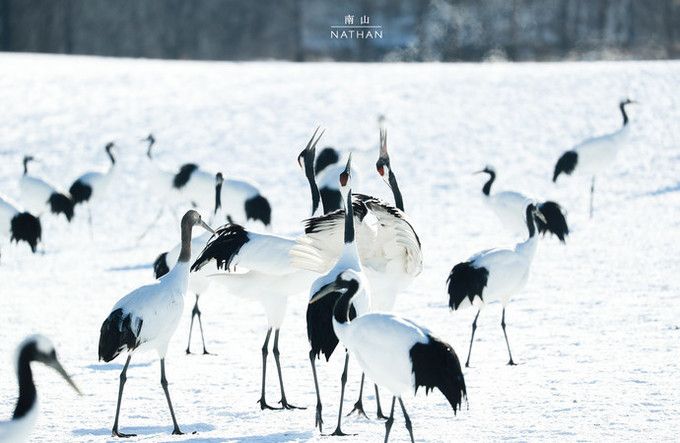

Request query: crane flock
[{"left": 0, "top": 98, "right": 637, "bottom": 442}]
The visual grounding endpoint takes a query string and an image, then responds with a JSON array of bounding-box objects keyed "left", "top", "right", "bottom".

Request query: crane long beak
[
  {"left": 309, "top": 281, "right": 340, "bottom": 304},
  {"left": 199, "top": 220, "right": 216, "bottom": 234},
  {"left": 49, "top": 359, "right": 82, "bottom": 395}
]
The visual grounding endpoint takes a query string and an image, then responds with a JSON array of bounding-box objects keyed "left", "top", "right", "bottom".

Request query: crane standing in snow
[
  {"left": 304, "top": 154, "right": 371, "bottom": 435},
  {"left": 19, "top": 156, "right": 74, "bottom": 222},
  {"left": 476, "top": 165, "right": 569, "bottom": 242},
  {"left": 190, "top": 128, "right": 327, "bottom": 411},
  {"left": 309, "top": 270, "right": 467, "bottom": 443},
  {"left": 447, "top": 203, "right": 547, "bottom": 367},
  {"left": 292, "top": 128, "right": 422, "bottom": 420},
  {"left": 68, "top": 142, "right": 117, "bottom": 234},
  {"left": 553, "top": 98, "right": 636, "bottom": 218},
  {"left": 98, "top": 210, "right": 214, "bottom": 437}
]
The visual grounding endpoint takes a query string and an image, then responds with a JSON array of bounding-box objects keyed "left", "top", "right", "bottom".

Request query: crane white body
[
  {"left": 569, "top": 125, "right": 630, "bottom": 176},
  {"left": 462, "top": 239, "right": 537, "bottom": 309},
  {"left": 19, "top": 176, "right": 58, "bottom": 215},
  {"left": 336, "top": 313, "right": 423, "bottom": 397},
  {"left": 111, "top": 261, "right": 189, "bottom": 357}
]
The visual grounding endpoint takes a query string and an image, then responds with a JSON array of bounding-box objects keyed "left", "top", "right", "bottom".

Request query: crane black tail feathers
[
  {"left": 536, "top": 201, "right": 569, "bottom": 243},
  {"left": 553, "top": 150, "right": 578, "bottom": 182},
  {"left": 98, "top": 309, "right": 142, "bottom": 362},
  {"left": 48, "top": 192, "right": 75, "bottom": 221},
  {"left": 410, "top": 335, "right": 467, "bottom": 413},
  {"left": 68, "top": 180, "right": 92, "bottom": 205},
  {"left": 244, "top": 194, "right": 272, "bottom": 227},
  {"left": 153, "top": 252, "right": 170, "bottom": 279},
  {"left": 191, "top": 223, "right": 249, "bottom": 272},
  {"left": 446, "top": 262, "right": 488, "bottom": 310},
  {"left": 10, "top": 212, "right": 42, "bottom": 253}
]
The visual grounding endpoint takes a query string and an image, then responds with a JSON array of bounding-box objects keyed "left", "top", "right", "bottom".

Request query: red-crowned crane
[
  {"left": 310, "top": 270, "right": 466, "bottom": 443},
  {"left": 19, "top": 156, "right": 74, "bottom": 222},
  {"left": 476, "top": 165, "right": 569, "bottom": 242},
  {"left": 98, "top": 210, "right": 214, "bottom": 437},
  {"left": 190, "top": 128, "right": 326, "bottom": 411},
  {"left": 553, "top": 98, "right": 636, "bottom": 218},
  {"left": 304, "top": 154, "right": 372, "bottom": 436},
  {"left": 68, "top": 142, "right": 117, "bottom": 233},
  {"left": 447, "top": 203, "right": 547, "bottom": 367},
  {"left": 291, "top": 128, "right": 422, "bottom": 420}
]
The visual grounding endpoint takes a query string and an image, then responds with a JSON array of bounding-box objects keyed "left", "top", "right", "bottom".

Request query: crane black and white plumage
[
  {"left": 0, "top": 193, "right": 42, "bottom": 260},
  {"left": 68, "top": 142, "right": 117, "bottom": 231},
  {"left": 292, "top": 128, "right": 422, "bottom": 419},
  {"left": 314, "top": 146, "right": 343, "bottom": 213},
  {"left": 153, "top": 172, "right": 226, "bottom": 355},
  {"left": 143, "top": 134, "right": 271, "bottom": 229},
  {"left": 476, "top": 165, "right": 569, "bottom": 242},
  {"left": 304, "top": 154, "right": 372, "bottom": 436},
  {"left": 553, "top": 98, "right": 636, "bottom": 218},
  {"left": 309, "top": 270, "right": 466, "bottom": 443},
  {"left": 19, "top": 156, "right": 74, "bottom": 222},
  {"left": 0, "top": 335, "right": 80, "bottom": 443},
  {"left": 447, "top": 203, "right": 547, "bottom": 367},
  {"left": 190, "top": 128, "right": 326, "bottom": 411},
  {"left": 98, "top": 210, "right": 214, "bottom": 437}
]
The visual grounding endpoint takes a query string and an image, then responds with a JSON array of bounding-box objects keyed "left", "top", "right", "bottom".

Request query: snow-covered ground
[{"left": 0, "top": 54, "right": 679, "bottom": 442}]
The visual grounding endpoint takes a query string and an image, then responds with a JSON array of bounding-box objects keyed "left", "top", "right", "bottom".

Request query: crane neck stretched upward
[
  {"left": 303, "top": 150, "right": 322, "bottom": 216},
  {"left": 214, "top": 182, "right": 223, "bottom": 216},
  {"left": 106, "top": 146, "right": 116, "bottom": 167},
  {"left": 343, "top": 188, "right": 354, "bottom": 244},
  {"left": 333, "top": 279, "right": 361, "bottom": 324},
  {"left": 620, "top": 101, "right": 630, "bottom": 127},
  {"left": 22, "top": 157, "right": 32, "bottom": 176},
  {"left": 13, "top": 346, "right": 37, "bottom": 419},
  {"left": 482, "top": 170, "right": 496, "bottom": 196},
  {"left": 387, "top": 169, "right": 404, "bottom": 211}
]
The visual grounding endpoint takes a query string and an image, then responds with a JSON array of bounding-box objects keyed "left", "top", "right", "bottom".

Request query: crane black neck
[
  {"left": 13, "top": 345, "right": 37, "bottom": 419},
  {"left": 482, "top": 170, "right": 496, "bottom": 196},
  {"left": 146, "top": 141, "right": 154, "bottom": 159},
  {"left": 344, "top": 190, "right": 354, "bottom": 244},
  {"left": 106, "top": 146, "right": 116, "bottom": 166},
  {"left": 620, "top": 101, "right": 630, "bottom": 126},
  {"left": 525, "top": 206, "right": 537, "bottom": 238},
  {"left": 304, "top": 152, "right": 322, "bottom": 215},
  {"left": 333, "top": 279, "right": 360, "bottom": 324},
  {"left": 214, "top": 182, "right": 223, "bottom": 216},
  {"left": 387, "top": 169, "right": 405, "bottom": 211},
  {"left": 22, "top": 157, "right": 31, "bottom": 176}
]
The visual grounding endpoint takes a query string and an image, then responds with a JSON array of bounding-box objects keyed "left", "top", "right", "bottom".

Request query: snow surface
[{"left": 0, "top": 54, "right": 679, "bottom": 442}]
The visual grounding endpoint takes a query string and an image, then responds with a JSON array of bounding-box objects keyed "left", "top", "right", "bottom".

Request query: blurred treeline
[{"left": 1, "top": 0, "right": 678, "bottom": 61}]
